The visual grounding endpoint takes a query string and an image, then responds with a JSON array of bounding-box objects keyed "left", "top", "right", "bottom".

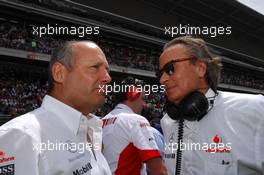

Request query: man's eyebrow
[
  {"left": 89, "top": 62, "right": 110, "bottom": 70},
  {"left": 88, "top": 62, "right": 102, "bottom": 66}
]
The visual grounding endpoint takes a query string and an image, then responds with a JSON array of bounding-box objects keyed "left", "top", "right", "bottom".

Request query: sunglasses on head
[{"left": 156, "top": 57, "right": 197, "bottom": 79}]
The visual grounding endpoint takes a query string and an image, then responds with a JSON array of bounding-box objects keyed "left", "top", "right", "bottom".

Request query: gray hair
[
  {"left": 164, "top": 36, "right": 222, "bottom": 92},
  {"left": 48, "top": 41, "right": 77, "bottom": 93}
]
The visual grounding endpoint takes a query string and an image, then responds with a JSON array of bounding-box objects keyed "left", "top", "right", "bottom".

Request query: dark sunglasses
[{"left": 156, "top": 57, "right": 197, "bottom": 79}]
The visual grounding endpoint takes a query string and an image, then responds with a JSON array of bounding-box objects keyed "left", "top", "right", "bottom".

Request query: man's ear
[
  {"left": 51, "top": 62, "right": 68, "bottom": 84},
  {"left": 195, "top": 60, "right": 207, "bottom": 78}
]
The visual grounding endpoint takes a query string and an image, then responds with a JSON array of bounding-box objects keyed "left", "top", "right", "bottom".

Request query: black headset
[
  {"left": 166, "top": 91, "right": 210, "bottom": 121},
  {"left": 166, "top": 90, "right": 216, "bottom": 175}
]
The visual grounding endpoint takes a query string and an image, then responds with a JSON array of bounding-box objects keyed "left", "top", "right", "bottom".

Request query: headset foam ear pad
[
  {"left": 166, "top": 101, "right": 182, "bottom": 120},
  {"left": 180, "top": 91, "right": 209, "bottom": 121}
]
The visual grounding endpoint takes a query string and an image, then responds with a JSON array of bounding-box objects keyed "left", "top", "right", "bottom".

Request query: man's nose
[
  {"left": 101, "top": 69, "right": 112, "bottom": 84},
  {"left": 159, "top": 72, "right": 169, "bottom": 85}
]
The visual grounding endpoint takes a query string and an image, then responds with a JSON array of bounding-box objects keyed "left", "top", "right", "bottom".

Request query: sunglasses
[{"left": 156, "top": 57, "right": 197, "bottom": 79}]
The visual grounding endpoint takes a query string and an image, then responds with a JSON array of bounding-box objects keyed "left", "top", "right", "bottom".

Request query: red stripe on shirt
[
  {"left": 138, "top": 149, "right": 161, "bottom": 162},
  {"left": 115, "top": 143, "right": 160, "bottom": 175}
]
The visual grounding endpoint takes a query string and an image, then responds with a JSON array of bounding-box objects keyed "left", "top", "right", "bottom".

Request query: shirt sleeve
[
  {"left": 130, "top": 117, "right": 160, "bottom": 162},
  {"left": 95, "top": 151, "right": 112, "bottom": 175},
  {"left": 0, "top": 128, "right": 39, "bottom": 175},
  {"left": 152, "top": 128, "right": 165, "bottom": 157},
  {"left": 160, "top": 116, "right": 166, "bottom": 137}
]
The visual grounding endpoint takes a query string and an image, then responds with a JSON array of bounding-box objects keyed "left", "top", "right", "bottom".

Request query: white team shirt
[
  {"left": 0, "top": 95, "right": 111, "bottom": 175},
  {"left": 161, "top": 89, "right": 264, "bottom": 175},
  {"left": 102, "top": 104, "right": 161, "bottom": 175}
]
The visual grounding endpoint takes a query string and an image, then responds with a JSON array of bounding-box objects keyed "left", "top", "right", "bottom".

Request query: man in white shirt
[
  {"left": 0, "top": 41, "right": 112, "bottom": 175},
  {"left": 102, "top": 77, "right": 167, "bottom": 175},
  {"left": 157, "top": 36, "right": 264, "bottom": 175}
]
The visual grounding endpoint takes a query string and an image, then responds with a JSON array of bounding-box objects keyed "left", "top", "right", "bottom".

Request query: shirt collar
[
  {"left": 205, "top": 88, "right": 218, "bottom": 108},
  {"left": 167, "top": 88, "right": 217, "bottom": 128},
  {"left": 41, "top": 95, "right": 83, "bottom": 136},
  {"left": 115, "top": 103, "right": 134, "bottom": 113},
  {"left": 205, "top": 88, "right": 216, "bottom": 98}
]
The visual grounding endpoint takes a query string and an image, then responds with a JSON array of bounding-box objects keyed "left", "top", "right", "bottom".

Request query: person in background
[
  {"left": 102, "top": 76, "right": 167, "bottom": 175},
  {"left": 150, "top": 118, "right": 165, "bottom": 158}
]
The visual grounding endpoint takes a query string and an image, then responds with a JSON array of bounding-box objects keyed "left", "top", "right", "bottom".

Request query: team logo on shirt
[
  {"left": 148, "top": 137, "right": 154, "bottom": 142},
  {"left": 139, "top": 122, "right": 150, "bottom": 128},
  {"left": 0, "top": 164, "right": 14, "bottom": 175},
  {"left": 205, "top": 135, "right": 232, "bottom": 153},
  {"left": 164, "top": 153, "right": 175, "bottom": 159},
  {"left": 73, "top": 162, "right": 92, "bottom": 175},
  {"left": 168, "top": 133, "right": 175, "bottom": 143},
  {"left": 0, "top": 151, "right": 4, "bottom": 157},
  {"left": 0, "top": 150, "right": 15, "bottom": 164},
  {"left": 213, "top": 135, "right": 221, "bottom": 144},
  {"left": 102, "top": 117, "right": 117, "bottom": 128}
]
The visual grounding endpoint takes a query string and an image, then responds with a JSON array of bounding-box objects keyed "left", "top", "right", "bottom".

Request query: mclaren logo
[{"left": 169, "top": 133, "right": 175, "bottom": 143}]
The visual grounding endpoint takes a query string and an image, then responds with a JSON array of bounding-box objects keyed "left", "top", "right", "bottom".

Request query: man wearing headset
[
  {"left": 102, "top": 77, "right": 167, "bottom": 175},
  {"left": 157, "top": 36, "right": 264, "bottom": 175}
]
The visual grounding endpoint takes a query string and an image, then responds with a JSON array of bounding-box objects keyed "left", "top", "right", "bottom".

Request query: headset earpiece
[
  {"left": 166, "top": 101, "right": 182, "bottom": 120},
  {"left": 166, "top": 91, "right": 209, "bottom": 121}
]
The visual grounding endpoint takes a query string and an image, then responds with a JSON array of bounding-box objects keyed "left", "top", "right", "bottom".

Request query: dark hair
[
  {"left": 114, "top": 76, "right": 145, "bottom": 106},
  {"left": 164, "top": 36, "right": 222, "bottom": 92}
]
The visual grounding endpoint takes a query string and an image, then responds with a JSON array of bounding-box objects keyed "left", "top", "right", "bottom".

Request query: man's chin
[
  {"left": 97, "top": 95, "right": 106, "bottom": 106},
  {"left": 89, "top": 98, "right": 104, "bottom": 113},
  {"left": 97, "top": 89, "right": 107, "bottom": 97},
  {"left": 167, "top": 94, "right": 181, "bottom": 104}
]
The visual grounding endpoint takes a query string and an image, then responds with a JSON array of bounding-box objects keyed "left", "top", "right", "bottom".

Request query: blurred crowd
[
  {"left": 95, "top": 88, "right": 166, "bottom": 122},
  {"left": 221, "top": 70, "right": 264, "bottom": 90},
  {"left": 1, "top": 21, "right": 263, "bottom": 86},
  {"left": 0, "top": 62, "right": 166, "bottom": 122},
  {"left": 18, "top": 0, "right": 162, "bottom": 39},
  {"left": 0, "top": 61, "right": 263, "bottom": 120},
  {"left": 0, "top": 21, "right": 159, "bottom": 71},
  {"left": 0, "top": 21, "right": 264, "bottom": 119},
  {"left": 0, "top": 21, "right": 65, "bottom": 54},
  {"left": 0, "top": 62, "right": 48, "bottom": 117}
]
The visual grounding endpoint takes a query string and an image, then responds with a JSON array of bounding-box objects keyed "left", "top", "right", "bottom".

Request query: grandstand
[{"left": 0, "top": 0, "right": 263, "bottom": 125}]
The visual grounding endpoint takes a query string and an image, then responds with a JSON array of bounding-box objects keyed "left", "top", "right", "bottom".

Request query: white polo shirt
[
  {"left": 161, "top": 89, "right": 264, "bottom": 175},
  {"left": 0, "top": 95, "right": 111, "bottom": 175},
  {"left": 102, "top": 104, "right": 161, "bottom": 175}
]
